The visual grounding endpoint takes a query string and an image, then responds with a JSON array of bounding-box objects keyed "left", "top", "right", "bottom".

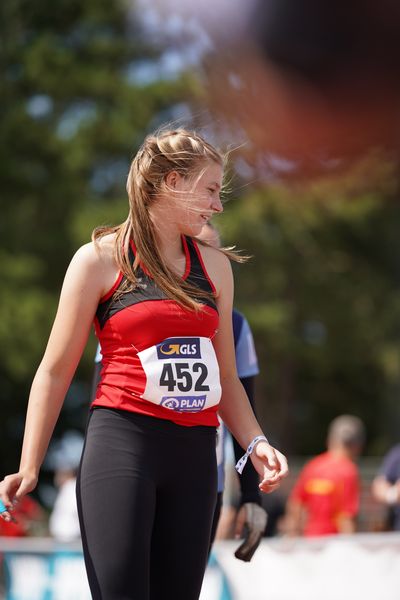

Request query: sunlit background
[{"left": 1, "top": 0, "right": 400, "bottom": 597}]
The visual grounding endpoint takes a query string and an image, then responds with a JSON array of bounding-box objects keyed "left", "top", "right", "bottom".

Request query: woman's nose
[{"left": 212, "top": 195, "right": 223, "bottom": 213}]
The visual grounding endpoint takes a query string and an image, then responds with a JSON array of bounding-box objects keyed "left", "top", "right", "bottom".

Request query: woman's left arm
[{"left": 209, "top": 249, "right": 289, "bottom": 493}]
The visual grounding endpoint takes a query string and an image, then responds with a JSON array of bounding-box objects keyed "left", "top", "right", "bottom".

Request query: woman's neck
[
  {"left": 153, "top": 223, "right": 187, "bottom": 276},
  {"left": 148, "top": 196, "right": 190, "bottom": 276}
]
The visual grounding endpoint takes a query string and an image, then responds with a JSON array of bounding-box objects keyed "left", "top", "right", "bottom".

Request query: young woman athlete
[{"left": 0, "top": 128, "right": 288, "bottom": 599}]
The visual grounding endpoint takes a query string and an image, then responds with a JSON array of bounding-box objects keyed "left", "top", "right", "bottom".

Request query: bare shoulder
[
  {"left": 95, "top": 232, "right": 117, "bottom": 255},
  {"left": 67, "top": 235, "right": 118, "bottom": 297},
  {"left": 195, "top": 242, "right": 232, "bottom": 296},
  {"left": 71, "top": 239, "right": 112, "bottom": 270}
]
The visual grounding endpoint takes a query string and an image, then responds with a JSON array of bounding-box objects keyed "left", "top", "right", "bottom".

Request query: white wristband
[
  {"left": 386, "top": 486, "right": 399, "bottom": 505},
  {"left": 235, "top": 435, "right": 269, "bottom": 475}
]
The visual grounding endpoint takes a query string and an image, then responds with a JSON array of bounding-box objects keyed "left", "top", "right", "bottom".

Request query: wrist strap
[
  {"left": 235, "top": 435, "right": 269, "bottom": 475},
  {"left": 386, "top": 486, "right": 399, "bottom": 505}
]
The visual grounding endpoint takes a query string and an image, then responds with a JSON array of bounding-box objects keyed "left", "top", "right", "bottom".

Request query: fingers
[
  {"left": 255, "top": 443, "right": 289, "bottom": 479},
  {"left": 0, "top": 489, "right": 14, "bottom": 510},
  {"left": 264, "top": 446, "right": 279, "bottom": 471},
  {"left": 275, "top": 450, "right": 289, "bottom": 479},
  {"left": 0, "top": 498, "right": 10, "bottom": 518},
  {"left": 0, "top": 480, "right": 18, "bottom": 510},
  {"left": 0, "top": 472, "right": 31, "bottom": 523},
  {"left": 258, "top": 466, "right": 282, "bottom": 490},
  {"left": 252, "top": 443, "right": 289, "bottom": 494},
  {"left": 259, "top": 480, "right": 281, "bottom": 494},
  {"left": 0, "top": 497, "right": 17, "bottom": 523},
  {"left": 257, "top": 466, "right": 283, "bottom": 493}
]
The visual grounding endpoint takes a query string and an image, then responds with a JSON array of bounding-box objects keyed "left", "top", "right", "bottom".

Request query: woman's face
[{"left": 169, "top": 161, "right": 224, "bottom": 237}]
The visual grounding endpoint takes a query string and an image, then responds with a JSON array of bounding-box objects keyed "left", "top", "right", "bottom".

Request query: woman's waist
[{"left": 91, "top": 394, "right": 219, "bottom": 431}]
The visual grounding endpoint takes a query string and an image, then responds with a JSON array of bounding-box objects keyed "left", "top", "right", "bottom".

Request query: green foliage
[
  {"left": 0, "top": 252, "right": 54, "bottom": 380},
  {"left": 220, "top": 158, "right": 400, "bottom": 455},
  {"left": 0, "top": 0, "right": 192, "bottom": 471}
]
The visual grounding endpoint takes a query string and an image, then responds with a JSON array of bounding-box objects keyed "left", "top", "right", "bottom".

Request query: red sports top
[
  {"left": 289, "top": 451, "right": 360, "bottom": 536},
  {"left": 92, "top": 235, "right": 220, "bottom": 427}
]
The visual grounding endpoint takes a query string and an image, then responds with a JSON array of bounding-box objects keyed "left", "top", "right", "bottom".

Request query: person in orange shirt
[{"left": 285, "top": 415, "right": 365, "bottom": 537}]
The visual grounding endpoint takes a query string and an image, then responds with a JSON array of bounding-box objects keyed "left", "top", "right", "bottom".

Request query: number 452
[{"left": 159, "top": 362, "right": 209, "bottom": 392}]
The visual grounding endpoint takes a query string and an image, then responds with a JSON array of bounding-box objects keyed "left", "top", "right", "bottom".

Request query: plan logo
[
  {"left": 161, "top": 395, "right": 207, "bottom": 412},
  {"left": 157, "top": 337, "right": 201, "bottom": 359}
]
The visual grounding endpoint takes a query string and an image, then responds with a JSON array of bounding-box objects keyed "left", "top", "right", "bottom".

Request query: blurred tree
[
  {"left": 0, "top": 0, "right": 193, "bottom": 472},
  {"left": 220, "top": 155, "right": 400, "bottom": 455}
]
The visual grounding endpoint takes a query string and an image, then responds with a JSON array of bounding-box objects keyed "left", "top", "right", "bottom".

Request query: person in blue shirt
[
  {"left": 211, "top": 308, "right": 268, "bottom": 559},
  {"left": 199, "top": 223, "right": 267, "bottom": 561},
  {"left": 372, "top": 444, "right": 400, "bottom": 531}
]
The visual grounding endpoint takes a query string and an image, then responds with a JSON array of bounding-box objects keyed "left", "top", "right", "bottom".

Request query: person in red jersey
[
  {"left": 285, "top": 415, "right": 365, "bottom": 537},
  {"left": 0, "top": 128, "right": 288, "bottom": 600}
]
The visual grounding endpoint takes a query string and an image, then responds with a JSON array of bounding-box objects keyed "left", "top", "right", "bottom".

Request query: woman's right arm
[{"left": 0, "top": 242, "right": 111, "bottom": 517}]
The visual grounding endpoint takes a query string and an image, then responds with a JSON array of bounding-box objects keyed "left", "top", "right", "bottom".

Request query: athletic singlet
[{"left": 92, "top": 235, "right": 220, "bottom": 427}]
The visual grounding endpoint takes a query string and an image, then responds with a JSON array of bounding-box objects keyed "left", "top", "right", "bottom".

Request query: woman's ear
[{"left": 164, "top": 170, "right": 181, "bottom": 190}]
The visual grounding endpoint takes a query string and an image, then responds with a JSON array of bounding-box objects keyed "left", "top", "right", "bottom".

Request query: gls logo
[{"left": 157, "top": 337, "right": 201, "bottom": 359}]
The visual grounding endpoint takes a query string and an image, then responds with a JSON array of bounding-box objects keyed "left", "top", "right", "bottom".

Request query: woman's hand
[
  {"left": 250, "top": 442, "right": 289, "bottom": 493},
  {"left": 0, "top": 472, "right": 38, "bottom": 522}
]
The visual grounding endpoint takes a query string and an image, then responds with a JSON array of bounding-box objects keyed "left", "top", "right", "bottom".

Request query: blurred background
[{"left": 1, "top": 0, "right": 400, "bottom": 596}]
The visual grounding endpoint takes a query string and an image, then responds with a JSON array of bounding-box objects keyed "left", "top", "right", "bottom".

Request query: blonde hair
[{"left": 93, "top": 128, "right": 243, "bottom": 310}]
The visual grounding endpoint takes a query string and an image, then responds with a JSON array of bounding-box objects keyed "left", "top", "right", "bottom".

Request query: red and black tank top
[{"left": 92, "top": 235, "right": 220, "bottom": 427}]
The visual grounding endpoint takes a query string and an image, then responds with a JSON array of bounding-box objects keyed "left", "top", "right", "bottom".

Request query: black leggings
[
  {"left": 76, "top": 408, "right": 217, "bottom": 600},
  {"left": 209, "top": 492, "right": 223, "bottom": 552}
]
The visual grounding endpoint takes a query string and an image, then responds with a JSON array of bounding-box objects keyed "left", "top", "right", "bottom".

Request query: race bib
[{"left": 137, "top": 336, "right": 221, "bottom": 413}]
